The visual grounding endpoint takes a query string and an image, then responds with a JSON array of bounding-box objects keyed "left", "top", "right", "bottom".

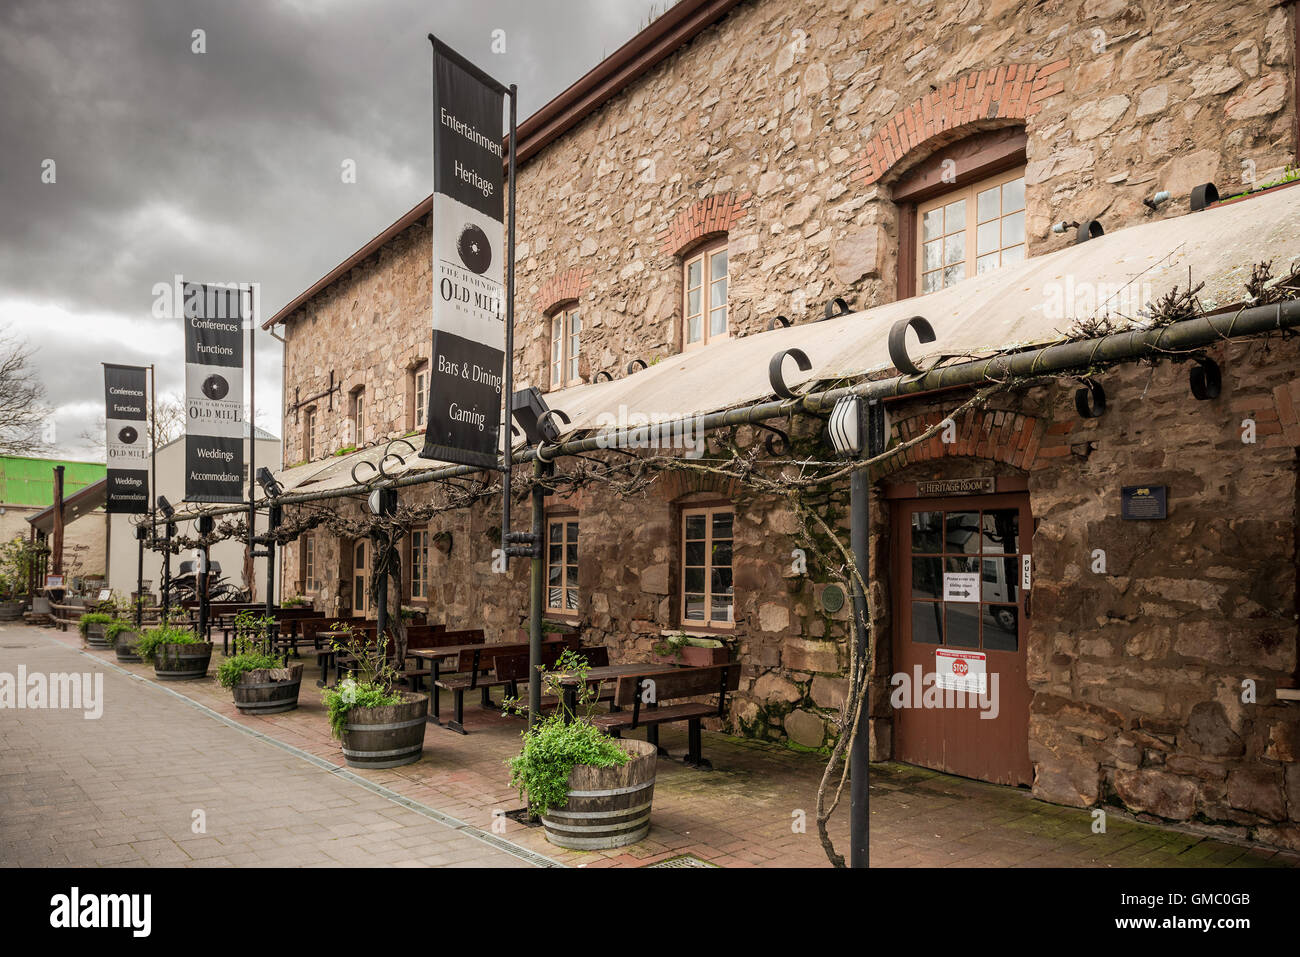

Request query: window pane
[
  {"left": 943, "top": 264, "right": 965, "bottom": 286},
  {"left": 687, "top": 259, "right": 702, "bottom": 287},
  {"left": 548, "top": 544, "right": 561, "bottom": 566},
  {"left": 977, "top": 253, "right": 1000, "bottom": 275},
  {"left": 944, "top": 198, "right": 966, "bottom": 232},
  {"left": 922, "top": 207, "right": 943, "bottom": 241},
  {"left": 687, "top": 287, "right": 701, "bottom": 316},
  {"left": 566, "top": 542, "right": 577, "bottom": 565},
  {"left": 981, "top": 510, "right": 1019, "bottom": 553},
  {"left": 685, "top": 567, "right": 705, "bottom": 592},
  {"left": 977, "top": 220, "right": 999, "bottom": 256},
  {"left": 566, "top": 587, "right": 579, "bottom": 611},
  {"left": 1002, "top": 177, "right": 1025, "bottom": 213},
  {"left": 922, "top": 239, "right": 942, "bottom": 272},
  {"left": 984, "top": 605, "right": 1018, "bottom": 650},
  {"left": 710, "top": 307, "right": 727, "bottom": 336},
  {"left": 567, "top": 522, "right": 578, "bottom": 542},
  {"left": 710, "top": 595, "right": 733, "bottom": 622},
  {"left": 687, "top": 315, "right": 702, "bottom": 343},
  {"left": 945, "top": 555, "right": 979, "bottom": 576},
  {"left": 1001, "top": 244, "right": 1025, "bottom": 266},
  {"left": 911, "top": 511, "right": 942, "bottom": 552},
  {"left": 685, "top": 514, "right": 707, "bottom": 539},
  {"left": 548, "top": 564, "right": 561, "bottom": 586},
  {"left": 711, "top": 566, "right": 732, "bottom": 594},
  {"left": 921, "top": 270, "right": 941, "bottom": 293},
  {"left": 548, "top": 587, "right": 563, "bottom": 608},
  {"left": 1002, "top": 210, "right": 1025, "bottom": 247},
  {"left": 947, "top": 604, "right": 981, "bottom": 647},
  {"left": 711, "top": 278, "right": 727, "bottom": 308},
  {"left": 712, "top": 511, "right": 733, "bottom": 539},
  {"left": 944, "top": 232, "right": 965, "bottom": 266},
  {"left": 712, "top": 540, "right": 733, "bottom": 570},
  {"left": 911, "top": 601, "right": 942, "bottom": 644},
  {"left": 977, "top": 186, "right": 1000, "bottom": 223},
  {"left": 550, "top": 522, "right": 562, "bottom": 540},
  {"left": 710, "top": 249, "right": 727, "bottom": 280},
  {"left": 982, "top": 559, "right": 1018, "bottom": 604},
  {"left": 685, "top": 541, "right": 706, "bottom": 565},
  {"left": 684, "top": 595, "right": 706, "bottom": 621},
  {"left": 911, "top": 557, "right": 942, "bottom": 599}
]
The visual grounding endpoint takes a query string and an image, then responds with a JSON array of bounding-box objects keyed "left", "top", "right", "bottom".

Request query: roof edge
[{"left": 263, "top": 0, "right": 747, "bottom": 330}]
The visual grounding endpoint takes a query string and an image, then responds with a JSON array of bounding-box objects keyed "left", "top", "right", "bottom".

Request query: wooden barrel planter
[
  {"left": 114, "top": 631, "right": 142, "bottom": 663},
  {"left": 541, "top": 739, "right": 658, "bottom": 850},
  {"left": 0, "top": 601, "right": 23, "bottom": 621},
  {"left": 339, "top": 692, "right": 428, "bottom": 769},
  {"left": 232, "top": 663, "right": 304, "bottom": 714},
  {"left": 84, "top": 622, "right": 111, "bottom": 649},
  {"left": 153, "top": 642, "right": 213, "bottom": 680}
]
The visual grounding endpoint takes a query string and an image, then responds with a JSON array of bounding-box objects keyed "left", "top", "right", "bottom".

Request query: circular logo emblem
[
  {"left": 456, "top": 223, "right": 492, "bottom": 274},
  {"left": 202, "top": 374, "right": 229, "bottom": 401},
  {"left": 117, "top": 426, "right": 138, "bottom": 445},
  {"left": 952, "top": 659, "right": 969, "bottom": 676}
]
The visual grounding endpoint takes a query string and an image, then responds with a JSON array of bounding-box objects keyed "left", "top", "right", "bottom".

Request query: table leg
[{"left": 428, "top": 660, "right": 442, "bottom": 724}]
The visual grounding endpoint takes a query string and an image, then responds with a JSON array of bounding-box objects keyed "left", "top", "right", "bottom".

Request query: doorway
[{"left": 890, "top": 492, "right": 1032, "bottom": 786}]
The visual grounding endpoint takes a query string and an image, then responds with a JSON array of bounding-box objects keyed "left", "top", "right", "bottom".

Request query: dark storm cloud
[{"left": 0, "top": 0, "right": 666, "bottom": 457}]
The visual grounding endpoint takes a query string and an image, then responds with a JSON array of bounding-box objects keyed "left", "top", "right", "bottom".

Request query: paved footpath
[{"left": 0, "top": 627, "right": 539, "bottom": 867}]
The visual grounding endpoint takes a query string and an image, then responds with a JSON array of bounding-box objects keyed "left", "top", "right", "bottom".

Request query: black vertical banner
[
  {"left": 421, "top": 37, "right": 507, "bottom": 469},
  {"left": 183, "top": 282, "right": 246, "bottom": 503},
  {"left": 104, "top": 364, "right": 149, "bottom": 513}
]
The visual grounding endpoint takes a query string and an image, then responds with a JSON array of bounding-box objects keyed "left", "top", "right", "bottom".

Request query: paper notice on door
[
  {"left": 936, "top": 648, "right": 987, "bottom": 694},
  {"left": 943, "top": 571, "right": 979, "bottom": 602}
]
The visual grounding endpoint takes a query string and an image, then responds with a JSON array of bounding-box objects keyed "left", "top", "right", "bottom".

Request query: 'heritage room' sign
[
  {"left": 421, "top": 37, "right": 508, "bottom": 469},
  {"left": 915, "top": 477, "right": 996, "bottom": 497},
  {"left": 103, "top": 363, "right": 149, "bottom": 514},
  {"left": 183, "top": 282, "right": 246, "bottom": 503}
]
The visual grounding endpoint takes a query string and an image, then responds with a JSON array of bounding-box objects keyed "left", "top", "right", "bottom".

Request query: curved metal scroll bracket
[
  {"left": 823, "top": 297, "right": 851, "bottom": 321},
  {"left": 377, "top": 438, "right": 417, "bottom": 479},
  {"left": 350, "top": 459, "right": 379, "bottom": 485},
  {"left": 887, "top": 316, "right": 937, "bottom": 376},
  {"left": 766, "top": 315, "right": 791, "bottom": 331},
  {"left": 626, "top": 358, "right": 648, "bottom": 375},
  {"left": 768, "top": 348, "right": 813, "bottom": 400},
  {"left": 594, "top": 370, "right": 614, "bottom": 382},
  {"left": 538, "top": 408, "right": 572, "bottom": 440},
  {"left": 753, "top": 422, "right": 791, "bottom": 456},
  {"left": 1189, "top": 356, "right": 1221, "bottom": 401},
  {"left": 1074, "top": 379, "right": 1107, "bottom": 419}
]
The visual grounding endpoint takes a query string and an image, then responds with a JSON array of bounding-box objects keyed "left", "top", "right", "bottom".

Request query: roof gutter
[
  {"left": 262, "top": 0, "right": 746, "bottom": 330},
  {"left": 156, "top": 297, "right": 1300, "bottom": 526}
]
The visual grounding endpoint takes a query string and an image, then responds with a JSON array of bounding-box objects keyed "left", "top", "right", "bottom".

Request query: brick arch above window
[
  {"left": 535, "top": 267, "right": 593, "bottom": 315},
  {"left": 877, "top": 409, "right": 1045, "bottom": 476},
  {"left": 658, "top": 190, "right": 753, "bottom": 258},
  {"left": 660, "top": 469, "right": 740, "bottom": 503},
  {"left": 851, "top": 61, "right": 1069, "bottom": 188}
]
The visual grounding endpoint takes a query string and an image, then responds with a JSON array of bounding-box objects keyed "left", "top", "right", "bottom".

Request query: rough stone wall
[{"left": 869, "top": 334, "right": 1300, "bottom": 849}]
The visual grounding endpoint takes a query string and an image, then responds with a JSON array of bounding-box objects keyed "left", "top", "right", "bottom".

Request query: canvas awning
[{"left": 266, "top": 184, "right": 1300, "bottom": 496}]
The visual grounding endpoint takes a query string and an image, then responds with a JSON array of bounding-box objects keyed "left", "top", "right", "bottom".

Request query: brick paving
[{"left": 3, "top": 623, "right": 1296, "bottom": 869}]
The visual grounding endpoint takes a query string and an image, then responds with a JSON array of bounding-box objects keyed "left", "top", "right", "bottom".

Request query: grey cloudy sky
[{"left": 0, "top": 0, "right": 667, "bottom": 461}]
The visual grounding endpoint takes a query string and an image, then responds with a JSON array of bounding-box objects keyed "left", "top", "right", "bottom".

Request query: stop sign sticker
[{"left": 936, "top": 649, "right": 986, "bottom": 694}]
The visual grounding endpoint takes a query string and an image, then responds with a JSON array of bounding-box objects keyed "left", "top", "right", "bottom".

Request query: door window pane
[
  {"left": 911, "top": 511, "right": 942, "bottom": 553},
  {"left": 945, "top": 513, "right": 980, "bottom": 554},
  {"left": 946, "top": 604, "right": 981, "bottom": 648},
  {"left": 984, "top": 605, "right": 1018, "bottom": 650},
  {"left": 911, "top": 602, "right": 943, "bottom": 644},
  {"left": 980, "top": 510, "right": 1019, "bottom": 553},
  {"left": 911, "top": 557, "right": 943, "bottom": 599}
]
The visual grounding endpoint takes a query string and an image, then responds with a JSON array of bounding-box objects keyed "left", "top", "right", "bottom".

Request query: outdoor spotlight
[
  {"left": 1051, "top": 220, "right": 1077, "bottom": 235},
  {"left": 511, "top": 387, "right": 565, "bottom": 445},
  {"left": 255, "top": 466, "right": 283, "bottom": 498},
  {"left": 828, "top": 397, "right": 863, "bottom": 456},
  {"left": 367, "top": 487, "right": 397, "bottom": 517},
  {"left": 157, "top": 496, "right": 174, "bottom": 519},
  {"left": 1143, "top": 190, "right": 1171, "bottom": 210}
]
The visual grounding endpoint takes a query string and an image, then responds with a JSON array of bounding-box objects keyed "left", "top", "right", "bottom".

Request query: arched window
[
  {"left": 548, "top": 302, "right": 581, "bottom": 389},
  {"left": 682, "top": 238, "right": 728, "bottom": 349}
]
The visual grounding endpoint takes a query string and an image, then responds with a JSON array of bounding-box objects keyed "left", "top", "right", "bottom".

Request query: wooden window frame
[
  {"left": 350, "top": 388, "right": 365, "bottom": 447},
  {"left": 409, "top": 527, "right": 429, "bottom": 601},
  {"left": 352, "top": 537, "right": 369, "bottom": 617},
  {"left": 548, "top": 303, "right": 581, "bottom": 390},
  {"left": 409, "top": 361, "right": 429, "bottom": 432},
  {"left": 545, "top": 513, "right": 579, "bottom": 617},
  {"left": 893, "top": 127, "right": 1027, "bottom": 300},
  {"left": 915, "top": 166, "right": 1026, "bottom": 296},
  {"left": 682, "top": 239, "right": 729, "bottom": 351},
  {"left": 679, "top": 504, "right": 734, "bottom": 630},
  {"left": 303, "top": 407, "right": 318, "bottom": 462},
  {"left": 301, "top": 534, "right": 316, "bottom": 593}
]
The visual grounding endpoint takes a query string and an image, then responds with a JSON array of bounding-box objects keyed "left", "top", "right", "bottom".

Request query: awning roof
[
  {"left": 268, "top": 185, "right": 1300, "bottom": 496},
  {"left": 27, "top": 478, "right": 107, "bottom": 533}
]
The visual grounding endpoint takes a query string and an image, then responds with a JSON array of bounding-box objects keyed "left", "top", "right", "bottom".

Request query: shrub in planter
[
  {"left": 650, "top": 633, "right": 729, "bottom": 667},
  {"left": 106, "top": 619, "right": 143, "bottom": 662},
  {"left": 506, "top": 650, "right": 657, "bottom": 849},
  {"left": 218, "top": 631, "right": 303, "bottom": 714},
  {"left": 321, "top": 628, "right": 427, "bottom": 768},
  {"left": 136, "top": 625, "right": 212, "bottom": 681},
  {"left": 78, "top": 612, "right": 114, "bottom": 649}
]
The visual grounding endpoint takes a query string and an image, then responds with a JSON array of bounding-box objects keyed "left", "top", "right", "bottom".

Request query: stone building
[{"left": 261, "top": 0, "right": 1300, "bottom": 848}]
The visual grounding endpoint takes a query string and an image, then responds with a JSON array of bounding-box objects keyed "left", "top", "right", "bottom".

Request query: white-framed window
[
  {"left": 412, "top": 364, "right": 428, "bottom": 430},
  {"left": 917, "top": 167, "right": 1026, "bottom": 295},
  {"left": 681, "top": 506, "right": 734, "bottom": 628},
  {"left": 683, "top": 241, "right": 728, "bottom": 349},
  {"left": 304, "top": 408, "right": 317, "bottom": 461},
  {"left": 410, "top": 528, "right": 429, "bottom": 600},
  {"left": 351, "top": 388, "right": 365, "bottom": 446},
  {"left": 546, "top": 517, "right": 578, "bottom": 614},
  {"left": 302, "top": 535, "right": 316, "bottom": 591},
  {"left": 549, "top": 305, "right": 581, "bottom": 389}
]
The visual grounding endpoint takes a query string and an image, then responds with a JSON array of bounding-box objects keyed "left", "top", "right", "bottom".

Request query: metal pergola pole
[
  {"left": 849, "top": 461, "right": 870, "bottom": 868},
  {"left": 528, "top": 457, "right": 548, "bottom": 726}
]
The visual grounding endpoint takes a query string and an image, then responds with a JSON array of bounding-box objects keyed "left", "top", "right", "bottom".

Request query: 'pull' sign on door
[
  {"left": 421, "top": 36, "right": 507, "bottom": 469},
  {"left": 104, "top": 363, "right": 149, "bottom": 513},
  {"left": 183, "top": 282, "right": 246, "bottom": 503}
]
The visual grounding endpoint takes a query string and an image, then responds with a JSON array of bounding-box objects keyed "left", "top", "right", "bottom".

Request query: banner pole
[
  {"left": 248, "top": 285, "right": 256, "bottom": 604},
  {"left": 501, "top": 84, "right": 517, "bottom": 573}
]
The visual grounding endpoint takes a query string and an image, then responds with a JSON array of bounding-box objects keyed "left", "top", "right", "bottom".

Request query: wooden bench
[
  {"left": 434, "top": 638, "right": 578, "bottom": 734},
  {"left": 593, "top": 664, "right": 740, "bottom": 769}
]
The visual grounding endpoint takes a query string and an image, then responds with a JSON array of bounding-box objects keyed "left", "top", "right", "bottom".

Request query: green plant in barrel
[
  {"left": 104, "top": 618, "right": 133, "bottom": 647},
  {"left": 77, "top": 611, "right": 113, "bottom": 638},
  {"left": 217, "top": 631, "right": 283, "bottom": 690},
  {"left": 320, "top": 627, "right": 404, "bottom": 739},
  {"left": 504, "top": 649, "right": 629, "bottom": 817},
  {"left": 134, "top": 624, "right": 203, "bottom": 661}
]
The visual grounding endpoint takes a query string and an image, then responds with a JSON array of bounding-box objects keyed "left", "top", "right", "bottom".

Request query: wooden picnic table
[
  {"left": 553, "top": 663, "right": 685, "bottom": 720},
  {"left": 409, "top": 636, "right": 572, "bottom": 724}
]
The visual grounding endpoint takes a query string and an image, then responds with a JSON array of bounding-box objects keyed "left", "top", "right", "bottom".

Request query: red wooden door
[{"left": 891, "top": 493, "right": 1032, "bottom": 787}]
